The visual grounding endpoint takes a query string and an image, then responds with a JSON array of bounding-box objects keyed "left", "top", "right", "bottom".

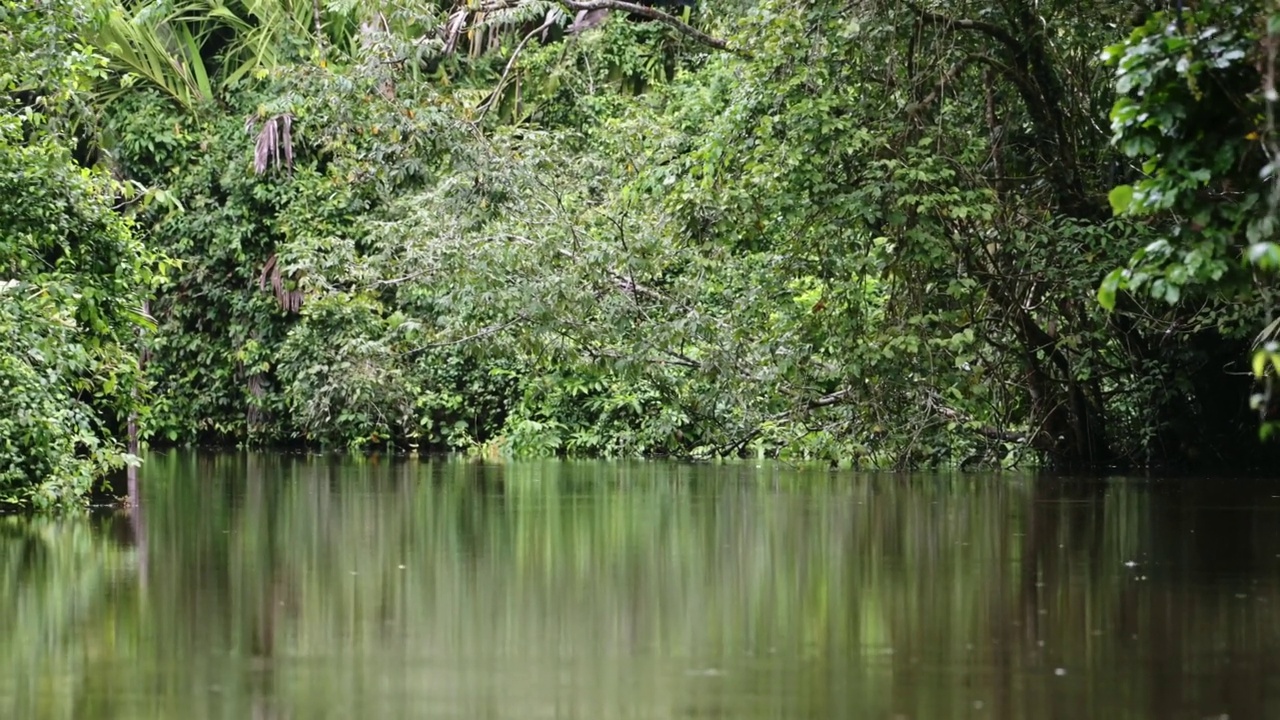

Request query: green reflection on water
[{"left": 3, "top": 454, "right": 1280, "bottom": 719}]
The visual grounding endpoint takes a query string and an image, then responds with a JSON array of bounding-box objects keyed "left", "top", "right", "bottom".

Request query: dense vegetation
[
  {"left": 4, "top": 0, "right": 1280, "bottom": 508},
  {"left": 1, "top": 1, "right": 157, "bottom": 509}
]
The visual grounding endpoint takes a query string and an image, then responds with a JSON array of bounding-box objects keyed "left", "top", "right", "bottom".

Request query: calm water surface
[{"left": 3, "top": 454, "right": 1280, "bottom": 719}]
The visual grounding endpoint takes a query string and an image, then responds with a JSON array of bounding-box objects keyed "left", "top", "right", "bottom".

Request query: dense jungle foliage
[
  {"left": 5, "top": 0, "right": 1280, "bottom": 508},
  {"left": 0, "top": 0, "right": 157, "bottom": 509}
]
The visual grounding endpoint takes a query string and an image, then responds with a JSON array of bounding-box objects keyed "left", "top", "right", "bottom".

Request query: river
[{"left": 2, "top": 453, "right": 1279, "bottom": 719}]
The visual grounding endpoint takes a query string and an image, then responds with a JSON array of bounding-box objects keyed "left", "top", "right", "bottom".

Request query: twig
[
  {"left": 905, "top": 55, "right": 976, "bottom": 117},
  {"left": 376, "top": 270, "right": 429, "bottom": 286},
  {"left": 405, "top": 315, "right": 527, "bottom": 353}
]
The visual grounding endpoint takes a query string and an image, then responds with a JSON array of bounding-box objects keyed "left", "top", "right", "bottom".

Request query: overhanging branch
[{"left": 560, "top": 0, "right": 731, "bottom": 51}]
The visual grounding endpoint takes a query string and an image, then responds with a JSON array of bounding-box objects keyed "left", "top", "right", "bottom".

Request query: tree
[
  {"left": 1102, "top": 1, "right": 1280, "bottom": 444},
  {"left": 0, "top": 0, "right": 156, "bottom": 509}
]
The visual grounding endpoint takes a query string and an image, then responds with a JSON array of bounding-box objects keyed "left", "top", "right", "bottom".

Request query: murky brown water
[{"left": 3, "top": 453, "right": 1280, "bottom": 719}]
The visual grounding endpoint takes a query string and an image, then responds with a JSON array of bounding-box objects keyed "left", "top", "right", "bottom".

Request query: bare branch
[
  {"left": 932, "top": 401, "right": 1032, "bottom": 445},
  {"left": 560, "top": 0, "right": 732, "bottom": 52}
]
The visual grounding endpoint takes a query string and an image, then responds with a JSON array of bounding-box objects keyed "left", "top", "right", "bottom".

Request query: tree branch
[
  {"left": 910, "top": 4, "right": 1022, "bottom": 56},
  {"left": 933, "top": 402, "right": 1033, "bottom": 446},
  {"left": 560, "top": 0, "right": 732, "bottom": 52},
  {"left": 808, "top": 388, "right": 853, "bottom": 409},
  {"left": 405, "top": 315, "right": 527, "bottom": 354}
]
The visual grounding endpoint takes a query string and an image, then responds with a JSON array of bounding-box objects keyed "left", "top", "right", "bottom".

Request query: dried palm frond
[
  {"left": 569, "top": 9, "right": 608, "bottom": 33},
  {"left": 246, "top": 113, "right": 294, "bottom": 175},
  {"left": 441, "top": 0, "right": 565, "bottom": 58},
  {"left": 442, "top": 8, "right": 469, "bottom": 54},
  {"left": 259, "top": 253, "right": 305, "bottom": 313}
]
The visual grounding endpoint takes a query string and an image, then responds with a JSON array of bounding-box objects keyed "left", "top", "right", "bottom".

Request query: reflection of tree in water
[
  {"left": 1013, "top": 476, "right": 1280, "bottom": 720},
  {"left": 1019, "top": 476, "right": 1109, "bottom": 641},
  {"left": 0, "top": 513, "right": 142, "bottom": 720},
  {"left": 8, "top": 458, "right": 1280, "bottom": 719},
  {"left": 454, "top": 461, "right": 507, "bottom": 562},
  {"left": 0, "top": 520, "right": 51, "bottom": 575},
  {"left": 1138, "top": 480, "right": 1280, "bottom": 720}
]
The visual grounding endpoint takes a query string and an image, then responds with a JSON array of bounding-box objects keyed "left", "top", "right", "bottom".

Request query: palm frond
[{"left": 92, "top": 2, "right": 215, "bottom": 112}]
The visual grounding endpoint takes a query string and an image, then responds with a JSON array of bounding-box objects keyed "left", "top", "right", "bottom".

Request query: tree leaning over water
[{"left": 1103, "top": 0, "right": 1280, "bottom": 447}]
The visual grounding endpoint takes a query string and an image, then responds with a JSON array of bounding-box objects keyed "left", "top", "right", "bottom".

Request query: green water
[{"left": 3, "top": 454, "right": 1280, "bottom": 719}]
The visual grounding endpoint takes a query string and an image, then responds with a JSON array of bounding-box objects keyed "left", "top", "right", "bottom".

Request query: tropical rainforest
[{"left": 3, "top": 0, "right": 1280, "bottom": 509}]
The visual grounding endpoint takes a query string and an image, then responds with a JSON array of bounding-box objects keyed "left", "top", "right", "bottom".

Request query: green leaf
[
  {"left": 1108, "top": 185, "right": 1134, "bottom": 216},
  {"left": 1097, "top": 268, "right": 1124, "bottom": 311}
]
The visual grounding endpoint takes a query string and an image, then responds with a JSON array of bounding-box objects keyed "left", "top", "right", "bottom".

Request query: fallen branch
[
  {"left": 808, "top": 388, "right": 853, "bottom": 409},
  {"left": 714, "top": 388, "right": 855, "bottom": 457},
  {"left": 930, "top": 397, "right": 1036, "bottom": 446}
]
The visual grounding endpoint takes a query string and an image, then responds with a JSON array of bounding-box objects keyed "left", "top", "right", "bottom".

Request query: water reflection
[{"left": 3, "top": 455, "right": 1280, "bottom": 719}]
